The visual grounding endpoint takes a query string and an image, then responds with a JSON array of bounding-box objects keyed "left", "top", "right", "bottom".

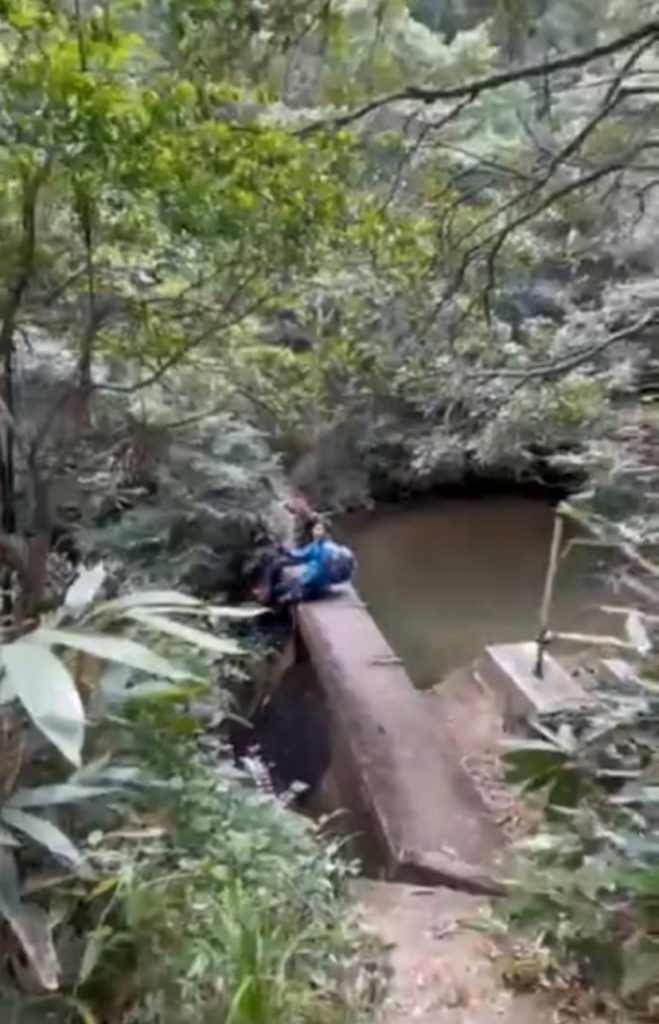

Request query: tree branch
[
  {"left": 468, "top": 315, "right": 655, "bottom": 384},
  {"left": 300, "top": 20, "right": 659, "bottom": 134}
]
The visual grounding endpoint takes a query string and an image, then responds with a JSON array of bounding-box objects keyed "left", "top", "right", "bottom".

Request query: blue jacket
[{"left": 284, "top": 539, "right": 355, "bottom": 598}]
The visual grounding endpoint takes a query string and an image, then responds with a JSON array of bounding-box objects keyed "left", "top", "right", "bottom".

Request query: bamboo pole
[{"left": 535, "top": 511, "right": 565, "bottom": 678}]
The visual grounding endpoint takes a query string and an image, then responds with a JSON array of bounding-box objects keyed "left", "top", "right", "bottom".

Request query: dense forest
[{"left": 0, "top": 1, "right": 657, "bottom": 1021}]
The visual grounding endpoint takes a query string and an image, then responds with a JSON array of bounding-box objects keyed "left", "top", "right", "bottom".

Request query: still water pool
[{"left": 341, "top": 497, "right": 615, "bottom": 687}]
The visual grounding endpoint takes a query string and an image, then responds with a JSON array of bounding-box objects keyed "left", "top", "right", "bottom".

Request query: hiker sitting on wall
[{"left": 256, "top": 519, "right": 355, "bottom": 607}]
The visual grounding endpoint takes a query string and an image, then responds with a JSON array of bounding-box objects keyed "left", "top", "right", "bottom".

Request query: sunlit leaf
[
  {"left": 97, "top": 662, "right": 133, "bottom": 703},
  {"left": 122, "top": 609, "right": 244, "bottom": 655},
  {"left": 97, "top": 661, "right": 187, "bottom": 706},
  {"left": 72, "top": 756, "right": 143, "bottom": 787},
  {"left": 117, "top": 604, "right": 265, "bottom": 620},
  {"left": 100, "top": 589, "right": 202, "bottom": 615},
  {"left": 0, "top": 641, "right": 84, "bottom": 766},
  {"left": 625, "top": 611, "right": 651, "bottom": 656},
  {"left": 28, "top": 628, "right": 189, "bottom": 680},
  {"left": 200, "top": 605, "right": 265, "bottom": 620},
  {"left": 64, "top": 564, "right": 108, "bottom": 615}
]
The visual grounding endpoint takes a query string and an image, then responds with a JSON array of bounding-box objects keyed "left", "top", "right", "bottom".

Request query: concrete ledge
[
  {"left": 295, "top": 586, "right": 503, "bottom": 891},
  {"left": 476, "top": 642, "right": 594, "bottom": 728}
]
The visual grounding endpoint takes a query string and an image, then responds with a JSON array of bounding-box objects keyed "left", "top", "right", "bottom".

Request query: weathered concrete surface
[
  {"left": 476, "top": 642, "right": 594, "bottom": 727},
  {"left": 354, "top": 880, "right": 597, "bottom": 1024},
  {"left": 295, "top": 587, "right": 504, "bottom": 891}
]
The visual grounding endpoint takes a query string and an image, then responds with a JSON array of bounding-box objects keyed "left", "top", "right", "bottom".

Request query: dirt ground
[
  {"left": 353, "top": 879, "right": 554, "bottom": 1024},
  {"left": 352, "top": 668, "right": 604, "bottom": 1024}
]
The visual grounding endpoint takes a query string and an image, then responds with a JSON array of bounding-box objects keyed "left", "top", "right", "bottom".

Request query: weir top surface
[{"left": 296, "top": 586, "right": 503, "bottom": 879}]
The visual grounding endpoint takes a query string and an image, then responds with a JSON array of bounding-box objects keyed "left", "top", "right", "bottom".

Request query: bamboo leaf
[
  {"left": 625, "top": 611, "right": 652, "bottom": 655},
  {"left": 99, "top": 589, "right": 202, "bottom": 616},
  {"left": 122, "top": 609, "right": 244, "bottom": 655},
  {"left": 117, "top": 604, "right": 265, "bottom": 620},
  {"left": 1, "top": 808, "right": 85, "bottom": 870},
  {"left": 28, "top": 628, "right": 189, "bottom": 680},
  {"left": 65, "top": 564, "right": 108, "bottom": 614},
  {"left": 78, "top": 927, "right": 109, "bottom": 985},
  {"left": 201, "top": 605, "right": 265, "bottom": 620},
  {"left": 0, "top": 824, "right": 18, "bottom": 847},
  {"left": 0, "top": 641, "right": 84, "bottom": 766},
  {"left": 0, "top": 850, "right": 60, "bottom": 991},
  {"left": 7, "top": 783, "right": 121, "bottom": 808},
  {"left": 97, "top": 662, "right": 185, "bottom": 706},
  {"left": 72, "top": 756, "right": 142, "bottom": 787}
]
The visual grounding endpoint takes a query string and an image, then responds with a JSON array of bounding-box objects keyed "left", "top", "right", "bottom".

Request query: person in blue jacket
[{"left": 256, "top": 520, "right": 355, "bottom": 607}]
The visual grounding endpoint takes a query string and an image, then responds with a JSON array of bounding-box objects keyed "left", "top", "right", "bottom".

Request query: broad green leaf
[
  {"left": 97, "top": 662, "right": 184, "bottom": 706},
  {"left": 501, "top": 739, "right": 562, "bottom": 753},
  {"left": 115, "top": 604, "right": 265, "bottom": 620},
  {"left": 202, "top": 605, "right": 265, "bottom": 620},
  {"left": 637, "top": 677, "right": 659, "bottom": 694},
  {"left": 78, "top": 927, "right": 109, "bottom": 985},
  {"left": 123, "top": 609, "right": 244, "bottom": 655},
  {"left": 625, "top": 611, "right": 651, "bottom": 656},
  {"left": 72, "top": 756, "right": 142, "bottom": 787},
  {"left": 503, "top": 742, "right": 566, "bottom": 788},
  {"left": 122, "top": 681, "right": 209, "bottom": 708},
  {"left": 0, "top": 641, "right": 84, "bottom": 766},
  {"left": 1, "top": 808, "right": 85, "bottom": 871},
  {"left": 515, "top": 833, "right": 577, "bottom": 854},
  {"left": 70, "top": 752, "right": 111, "bottom": 780},
  {"left": 611, "top": 786, "right": 659, "bottom": 805},
  {"left": 28, "top": 628, "right": 188, "bottom": 680},
  {"left": 0, "top": 850, "right": 60, "bottom": 990},
  {"left": 7, "top": 784, "right": 121, "bottom": 808},
  {"left": 100, "top": 590, "right": 201, "bottom": 615},
  {"left": 65, "top": 564, "right": 108, "bottom": 614},
  {"left": 97, "top": 662, "right": 133, "bottom": 703}
]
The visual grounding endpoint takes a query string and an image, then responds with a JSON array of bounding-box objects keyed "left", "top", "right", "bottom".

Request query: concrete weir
[{"left": 294, "top": 585, "right": 505, "bottom": 894}]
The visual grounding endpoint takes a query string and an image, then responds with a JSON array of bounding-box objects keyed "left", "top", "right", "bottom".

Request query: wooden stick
[
  {"left": 546, "top": 629, "right": 637, "bottom": 650},
  {"left": 535, "top": 512, "right": 565, "bottom": 677}
]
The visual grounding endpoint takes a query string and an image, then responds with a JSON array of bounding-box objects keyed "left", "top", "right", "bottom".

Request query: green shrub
[{"left": 78, "top": 706, "right": 384, "bottom": 1024}]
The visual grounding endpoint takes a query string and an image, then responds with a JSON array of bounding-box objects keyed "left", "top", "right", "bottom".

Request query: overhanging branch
[{"left": 300, "top": 19, "right": 659, "bottom": 134}]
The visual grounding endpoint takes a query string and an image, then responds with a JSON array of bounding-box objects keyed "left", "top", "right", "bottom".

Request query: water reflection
[{"left": 341, "top": 497, "right": 615, "bottom": 688}]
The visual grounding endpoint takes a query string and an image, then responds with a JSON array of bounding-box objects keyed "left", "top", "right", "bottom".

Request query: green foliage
[
  {"left": 5, "top": 0, "right": 651, "bottom": 515},
  {"left": 75, "top": 708, "right": 382, "bottom": 1024},
  {"left": 500, "top": 698, "right": 659, "bottom": 1013},
  {"left": 0, "top": 561, "right": 382, "bottom": 1024},
  {"left": 82, "top": 412, "right": 278, "bottom": 592},
  {"left": 0, "top": 572, "right": 257, "bottom": 1000},
  {"left": 497, "top": 482, "right": 659, "bottom": 1017}
]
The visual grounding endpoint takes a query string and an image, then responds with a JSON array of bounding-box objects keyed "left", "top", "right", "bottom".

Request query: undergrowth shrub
[
  {"left": 495, "top": 484, "right": 659, "bottom": 1019},
  {"left": 77, "top": 700, "right": 385, "bottom": 1024}
]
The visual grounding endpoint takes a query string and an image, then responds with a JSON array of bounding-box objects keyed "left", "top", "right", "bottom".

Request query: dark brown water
[{"left": 341, "top": 497, "right": 614, "bottom": 688}]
